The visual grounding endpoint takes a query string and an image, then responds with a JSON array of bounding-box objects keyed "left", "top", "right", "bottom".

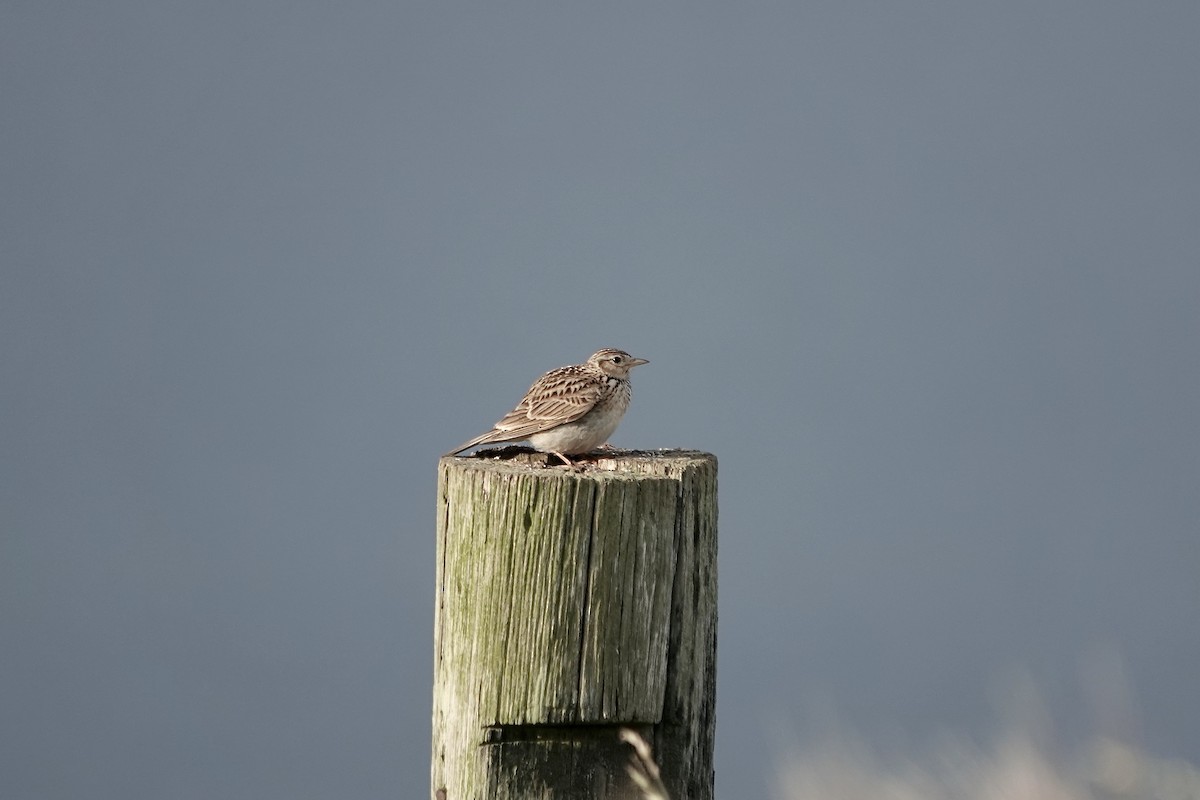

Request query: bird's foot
[{"left": 550, "top": 451, "right": 580, "bottom": 469}]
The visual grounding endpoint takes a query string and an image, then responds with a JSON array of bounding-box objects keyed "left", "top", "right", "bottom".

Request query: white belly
[{"left": 528, "top": 404, "right": 625, "bottom": 454}]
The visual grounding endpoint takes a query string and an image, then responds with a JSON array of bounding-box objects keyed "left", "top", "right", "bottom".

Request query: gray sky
[{"left": 3, "top": 3, "right": 1198, "bottom": 798}]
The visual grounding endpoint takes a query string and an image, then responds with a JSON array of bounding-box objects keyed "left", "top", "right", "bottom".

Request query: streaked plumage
[{"left": 448, "top": 348, "right": 648, "bottom": 466}]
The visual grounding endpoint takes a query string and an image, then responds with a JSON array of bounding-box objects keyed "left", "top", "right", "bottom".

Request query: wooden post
[{"left": 432, "top": 449, "right": 717, "bottom": 800}]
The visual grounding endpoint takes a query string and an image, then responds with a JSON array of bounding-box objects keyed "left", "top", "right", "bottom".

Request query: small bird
[{"left": 448, "top": 348, "right": 649, "bottom": 466}]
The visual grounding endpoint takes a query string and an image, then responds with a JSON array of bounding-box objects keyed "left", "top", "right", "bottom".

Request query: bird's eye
[{"left": 611, "top": 355, "right": 623, "bottom": 364}]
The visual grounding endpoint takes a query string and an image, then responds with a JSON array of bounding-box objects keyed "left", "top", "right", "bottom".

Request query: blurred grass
[
  {"left": 625, "top": 700, "right": 1200, "bottom": 800},
  {"left": 623, "top": 660, "right": 1199, "bottom": 800},
  {"left": 772, "top": 734, "right": 1200, "bottom": 800}
]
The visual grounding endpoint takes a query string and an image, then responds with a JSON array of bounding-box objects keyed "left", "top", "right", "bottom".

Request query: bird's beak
[{"left": 630, "top": 357, "right": 649, "bottom": 367}]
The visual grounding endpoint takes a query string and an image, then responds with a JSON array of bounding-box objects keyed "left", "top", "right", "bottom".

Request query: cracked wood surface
[{"left": 432, "top": 449, "right": 717, "bottom": 800}]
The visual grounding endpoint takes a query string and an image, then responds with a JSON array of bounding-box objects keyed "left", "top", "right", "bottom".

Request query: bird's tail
[{"left": 444, "top": 429, "right": 512, "bottom": 457}]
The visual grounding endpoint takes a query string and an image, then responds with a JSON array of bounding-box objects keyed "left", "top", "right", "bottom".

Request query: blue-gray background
[{"left": 3, "top": 3, "right": 1197, "bottom": 798}]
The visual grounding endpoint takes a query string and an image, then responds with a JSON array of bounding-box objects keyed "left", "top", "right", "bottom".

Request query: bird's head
[{"left": 588, "top": 348, "right": 649, "bottom": 379}]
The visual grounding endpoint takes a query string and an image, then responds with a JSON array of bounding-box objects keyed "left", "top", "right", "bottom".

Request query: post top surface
[{"left": 439, "top": 447, "right": 715, "bottom": 479}]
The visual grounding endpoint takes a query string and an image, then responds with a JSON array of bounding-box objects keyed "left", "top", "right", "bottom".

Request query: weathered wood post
[{"left": 432, "top": 449, "right": 717, "bottom": 800}]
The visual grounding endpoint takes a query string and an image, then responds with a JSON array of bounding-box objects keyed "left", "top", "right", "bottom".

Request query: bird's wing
[
  {"left": 446, "top": 368, "right": 603, "bottom": 454},
  {"left": 492, "top": 370, "right": 604, "bottom": 437}
]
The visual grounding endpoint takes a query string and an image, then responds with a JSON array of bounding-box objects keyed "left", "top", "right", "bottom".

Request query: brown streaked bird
[{"left": 448, "top": 348, "right": 649, "bottom": 466}]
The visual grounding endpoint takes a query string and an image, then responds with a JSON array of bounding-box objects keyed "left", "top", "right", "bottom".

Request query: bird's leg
[{"left": 550, "top": 451, "right": 577, "bottom": 468}]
